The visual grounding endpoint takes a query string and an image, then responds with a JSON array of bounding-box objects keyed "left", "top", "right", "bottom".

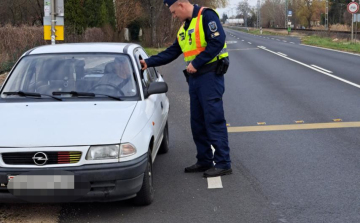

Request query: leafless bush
[
  {"left": 0, "top": 25, "right": 115, "bottom": 72},
  {"left": 0, "top": 25, "right": 45, "bottom": 72}
]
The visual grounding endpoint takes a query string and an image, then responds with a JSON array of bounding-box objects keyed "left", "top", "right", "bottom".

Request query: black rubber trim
[
  {"left": 25, "top": 47, "right": 37, "bottom": 56},
  {"left": 123, "top": 44, "right": 131, "bottom": 54}
]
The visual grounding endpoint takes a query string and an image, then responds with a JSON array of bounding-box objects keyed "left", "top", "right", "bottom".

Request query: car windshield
[{"left": 1, "top": 54, "right": 138, "bottom": 100}]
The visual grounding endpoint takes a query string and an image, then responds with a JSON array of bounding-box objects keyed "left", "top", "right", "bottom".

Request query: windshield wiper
[
  {"left": 52, "top": 91, "right": 122, "bottom": 101},
  {"left": 3, "top": 91, "right": 62, "bottom": 101}
]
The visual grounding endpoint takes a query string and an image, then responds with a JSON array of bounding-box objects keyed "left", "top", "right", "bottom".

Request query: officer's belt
[{"left": 186, "top": 48, "right": 227, "bottom": 66}]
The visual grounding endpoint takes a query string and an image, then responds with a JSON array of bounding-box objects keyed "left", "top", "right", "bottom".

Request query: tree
[
  {"left": 65, "top": 0, "right": 87, "bottom": 34},
  {"left": 222, "top": 13, "right": 228, "bottom": 23},
  {"left": 238, "top": 1, "right": 250, "bottom": 27},
  {"left": 114, "top": 0, "right": 142, "bottom": 40},
  {"left": 296, "top": 0, "right": 325, "bottom": 28}
]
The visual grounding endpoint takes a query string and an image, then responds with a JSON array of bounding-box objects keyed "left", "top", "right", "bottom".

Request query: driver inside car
[{"left": 92, "top": 56, "right": 135, "bottom": 96}]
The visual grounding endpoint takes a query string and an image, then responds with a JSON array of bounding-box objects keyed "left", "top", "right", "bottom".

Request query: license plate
[{"left": 8, "top": 175, "right": 75, "bottom": 189}]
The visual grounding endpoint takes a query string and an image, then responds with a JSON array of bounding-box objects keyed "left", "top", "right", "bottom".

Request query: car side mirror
[{"left": 145, "top": 82, "right": 168, "bottom": 97}]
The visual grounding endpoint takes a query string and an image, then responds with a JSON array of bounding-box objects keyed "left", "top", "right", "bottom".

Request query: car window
[
  {"left": 1, "top": 54, "right": 139, "bottom": 100},
  {"left": 135, "top": 48, "right": 157, "bottom": 84},
  {"left": 148, "top": 68, "right": 158, "bottom": 82}
]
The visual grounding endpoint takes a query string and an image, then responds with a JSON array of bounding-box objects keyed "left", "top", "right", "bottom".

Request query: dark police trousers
[{"left": 188, "top": 71, "right": 231, "bottom": 169}]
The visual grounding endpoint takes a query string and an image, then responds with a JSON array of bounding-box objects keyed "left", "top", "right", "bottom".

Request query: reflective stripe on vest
[{"left": 177, "top": 7, "right": 228, "bottom": 64}]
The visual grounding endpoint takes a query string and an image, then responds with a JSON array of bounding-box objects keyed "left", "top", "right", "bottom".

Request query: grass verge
[
  {"left": 226, "top": 26, "right": 285, "bottom": 36},
  {"left": 144, "top": 48, "right": 166, "bottom": 56},
  {"left": 301, "top": 36, "right": 360, "bottom": 54}
]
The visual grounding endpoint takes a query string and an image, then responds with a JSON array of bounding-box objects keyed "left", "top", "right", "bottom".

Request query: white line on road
[
  {"left": 283, "top": 41, "right": 287, "bottom": 42},
  {"left": 311, "top": 65, "right": 332, "bottom": 73},
  {"left": 276, "top": 39, "right": 280, "bottom": 41},
  {"left": 248, "top": 42, "right": 252, "bottom": 44},
  {"left": 242, "top": 40, "right": 244, "bottom": 41},
  {"left": 207, "top": 145, "right": 223, "bottom": 189},
  {"left": 277, "top": 52, "right": 287, "bottom": 57},
  {"left": 226, "top": 41, "right": 238, "bottom": 44},
  {"left": 258, "top": 47, "right": 360, "bottom": 89},
  {"left": 271, "top": 38, "right": 274, "bottom": 39},
  {"left": 290, "top": 42, "right": 295, "bottom": 44}
]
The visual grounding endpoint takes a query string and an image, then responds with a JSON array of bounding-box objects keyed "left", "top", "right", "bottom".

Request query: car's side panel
[{"left": 120, "top": 101, "right": 155, "bottom": 162}]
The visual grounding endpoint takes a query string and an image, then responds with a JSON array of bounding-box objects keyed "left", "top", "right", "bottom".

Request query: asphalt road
[{"left": 2, "top": 29, "right": 360, "bottom": 223}]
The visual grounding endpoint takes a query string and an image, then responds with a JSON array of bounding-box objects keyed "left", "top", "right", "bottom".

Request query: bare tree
[
  {"left": 114, "top": 0, "right": 142, "bottom": 40},
  {"left": 238, "top": 0, "right": 250, "bottom": 26}
]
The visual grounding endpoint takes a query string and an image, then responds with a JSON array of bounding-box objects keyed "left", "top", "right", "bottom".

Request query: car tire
[
  {"left": 158, "top": 121, "right": 169, "bottom": 154},
  {"left": 133, "top": 152, "right": 154, "bottom": 206}
]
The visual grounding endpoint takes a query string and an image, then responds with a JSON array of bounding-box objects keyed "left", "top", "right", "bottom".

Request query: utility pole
[
  {"left": 50, "top": 0, "right": 56, "bottom": 45},
  {"left": 257, "top": 0, "right": 261, "bottom": 28},
  {"left": 325, "top": 0, "right": 329, "bottom": 30},
  {"left": 285, "top": 0, "right": 288, "bottom": 28}
]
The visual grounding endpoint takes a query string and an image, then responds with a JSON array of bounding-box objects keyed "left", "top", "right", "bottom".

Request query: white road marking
[
  {"left": 311, "top": 65, "right": 332, "bottom": 73},
  {"left": 271, "top": 38, "right": 274, "bottom": 40},
  {"left": 258, "top": 47, "right": 360, "bottom": 89},
  {"left": 242, "top": 40, "right": 244, "bottom": 41},
  {"left": 226, "top": 41, "right": 238, "bottom": 44},
  {"left": 276, "top": 39, "right": 280, "bottom": 41},
  {"left": 207, "top": 177, "right": 223, "bottom": 189},
  {"left": 277, "top": 52, "right": 287, "bottom": 57},
  {"left": 283, "top": 40, "right": 287, "bottom": 42},
  {"left": 207, "top": 145, "right": 223, "bottom": 189},
  {"left": 300, "top": 44, "right": 360, "bottom": 57},
  {"left": 290, "top": 42, "right": 295, "bottom": 44},
  {"left": 248, "top": 42, "right": 252, "bottom": 44}
]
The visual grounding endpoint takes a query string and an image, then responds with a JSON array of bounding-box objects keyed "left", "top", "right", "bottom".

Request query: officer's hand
[
  {"left": 140, "top": 60, "right": 147, "bottom": 70},
  {"left": 186, "top": 63, "right": 197, "bottom": 74}
]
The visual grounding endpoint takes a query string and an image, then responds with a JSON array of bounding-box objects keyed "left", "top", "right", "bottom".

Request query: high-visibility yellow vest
[{"left": 177, "top": 7, "right": 228, "bottom": 64}]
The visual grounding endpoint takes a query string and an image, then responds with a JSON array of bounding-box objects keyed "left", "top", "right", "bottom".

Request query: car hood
[{"left": 0, "top": 101, "right": 138, "bottom": 147}]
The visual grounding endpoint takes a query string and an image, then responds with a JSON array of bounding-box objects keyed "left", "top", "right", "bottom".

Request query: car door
[{"left": 134, "top": 49, "right": 163, "bottom": 153}]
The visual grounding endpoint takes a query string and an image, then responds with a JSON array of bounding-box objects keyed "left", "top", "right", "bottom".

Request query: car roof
[{"left": 28, "top": 43, "right": 141, "bottom": 55}]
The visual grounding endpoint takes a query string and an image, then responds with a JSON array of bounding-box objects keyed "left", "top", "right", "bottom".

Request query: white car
[{"left": 0, "top": 43, "right": 170, "bottom": 205}]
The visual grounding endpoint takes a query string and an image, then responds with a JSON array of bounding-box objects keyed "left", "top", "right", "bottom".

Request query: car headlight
[
  {"left": 86, "top": 144, "right": 120, "bottom": 160},
  {"left": 86, "top": 143, "right": 137, "bottom": 160}
]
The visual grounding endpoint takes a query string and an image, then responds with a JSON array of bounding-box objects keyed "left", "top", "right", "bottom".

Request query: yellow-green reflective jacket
[{"left": 177, "top": 7, "right": 228, "bottom": 64}]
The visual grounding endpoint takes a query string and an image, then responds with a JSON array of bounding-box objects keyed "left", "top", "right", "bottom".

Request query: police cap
[{"left": 164, "top": 0, "right": 177, "bottom": 8}]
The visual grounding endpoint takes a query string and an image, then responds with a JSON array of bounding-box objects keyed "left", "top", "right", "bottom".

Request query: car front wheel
[{"left": 133, "top": 151, "right": 154, "bottom": 206}]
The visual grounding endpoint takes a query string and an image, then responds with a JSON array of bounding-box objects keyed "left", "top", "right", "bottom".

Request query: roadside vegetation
[
  {"left": 301, "top": 36, "right": 360, "bottom": 53},
  {"left": 144, "top": 48, "right": 166, "bottom": 56},
  {"left": 227, "top": 26, "right": 360, "bottom": 54}
]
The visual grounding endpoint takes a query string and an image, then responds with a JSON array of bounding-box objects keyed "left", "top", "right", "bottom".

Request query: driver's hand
[{"left": 140, "top": 60, "right": 147, "bottom": 70}]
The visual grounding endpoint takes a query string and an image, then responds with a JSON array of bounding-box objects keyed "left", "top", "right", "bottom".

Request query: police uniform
[{"left": 145, "top": 0, "right": 231, "bottom": 176}]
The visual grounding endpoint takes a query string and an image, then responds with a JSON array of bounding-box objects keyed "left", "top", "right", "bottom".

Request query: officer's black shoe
[
  {"left": 203, "top": 167, "right": 232, "bottom": 178},
  {"left": 184, "top": 163, "right": 213, "bottom": 173}
]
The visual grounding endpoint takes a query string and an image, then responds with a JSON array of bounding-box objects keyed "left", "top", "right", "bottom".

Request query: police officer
[{"left": 140, "top": 0, "right": 231, "bottom": 177}]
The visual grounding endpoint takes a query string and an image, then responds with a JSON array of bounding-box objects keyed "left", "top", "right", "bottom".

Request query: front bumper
[{"left": 0, "top": 153, "right": 147, "bottom": 203}]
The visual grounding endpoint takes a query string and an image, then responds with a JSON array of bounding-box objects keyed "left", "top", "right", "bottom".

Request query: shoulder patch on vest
[
  {"left": 211, "top": 32, "right": 220, "bottom": 38},
  {"left": 208, "top": 21, "right": 217, "bottom": 32},
  {"left": 179, "top": 32, "right": 185, "bottom": 41}
]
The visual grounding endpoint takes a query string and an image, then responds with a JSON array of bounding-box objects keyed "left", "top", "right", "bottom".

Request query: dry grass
[{"left": 0, "top": 72, "right": 8, "bottom": 85}]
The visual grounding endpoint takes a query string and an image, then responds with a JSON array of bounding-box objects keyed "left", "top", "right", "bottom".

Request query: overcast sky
[{"left": 216, "top": 0, "right": 258, "bottom": 17}]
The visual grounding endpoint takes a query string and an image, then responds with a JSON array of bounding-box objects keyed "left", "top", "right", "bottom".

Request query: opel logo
[{"left": 32, "top": 152, "right": 48, "bottom": 166}]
